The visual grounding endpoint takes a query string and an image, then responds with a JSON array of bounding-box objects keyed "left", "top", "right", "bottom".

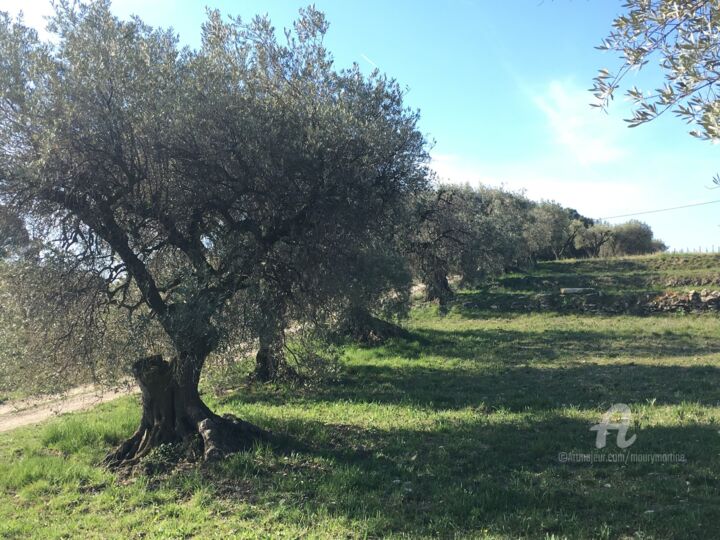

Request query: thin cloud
[
  {"left": 533, "top": 80, "right": 626, "bottom": 165},
  {"left": 360, "top": 53, "right": 378, "bottom": 69}
]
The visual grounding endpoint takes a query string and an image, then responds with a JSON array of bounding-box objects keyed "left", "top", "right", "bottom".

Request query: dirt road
[{"left": 0, "top": 384, "right": 136, "bottom": 433}]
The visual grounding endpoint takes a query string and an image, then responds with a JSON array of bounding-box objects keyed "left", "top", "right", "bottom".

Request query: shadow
[
  {"left": 377, "top": 326, "right": 720, "bottom": 364},
  {"left": 203, "top": 413, "right": 720, "bottom": 539},
  {"left": 302, "top": 362, "right": 720, "bottom": 411},
  {"left": 498, "top": 272, "right": 659, "bottom": 293},
  {"left": 186, "top": 253, "right": 720, "bottom": 536},
  {"left": 452, "top": 289, "right": 661, "bottom": 318},
  {"left": 219, "top": 326, "right": 720, "bottom": 412}
]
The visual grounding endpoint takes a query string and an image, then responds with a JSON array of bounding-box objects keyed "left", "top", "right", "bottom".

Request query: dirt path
[{"left": 0, "top": 383, "right": 137, "bottom": 433}]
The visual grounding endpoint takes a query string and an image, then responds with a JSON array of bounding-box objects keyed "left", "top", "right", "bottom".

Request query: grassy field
[{"left": 2, "top": 253, "right": 720, "bottom": 538}]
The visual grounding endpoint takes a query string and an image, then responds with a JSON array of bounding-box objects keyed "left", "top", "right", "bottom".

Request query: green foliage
[
  {"left": 410, "top": 184, "right": 536, "bottom": 297},
  {"left": 575, "top": 222, "right": 615, "bottom": 258},
  {"left": 0, "top": 206, "right": 27, "bottom": 258},
  {"left": 605, "top": 219, "right": 666, "bottom": 257},
  {"left": 0, "top": 1, "right": 430, "bottom": 388},
  {"left": 525, "top": 201, "right": 584, "bottom": 261},
  {"left": 571, "top": 220, "right": 666, "bottom": 259},
  {"left": 0, "top": 259, "right": 157, "bottom": 396},
  {"left": 593, "top": 0, "right": 720, "bottom": 140}
]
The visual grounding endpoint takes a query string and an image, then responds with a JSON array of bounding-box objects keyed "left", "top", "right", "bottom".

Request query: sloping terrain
[
  {"left": 1, "top": 253, "right": 719, "bottom": 538},
  {"left": 455, "top": 253, "right": 720, "bottom": 315}
]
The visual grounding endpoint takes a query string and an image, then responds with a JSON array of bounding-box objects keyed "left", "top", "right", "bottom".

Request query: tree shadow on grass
[
  {"left": 379, "top": 326, "right": 720, "bottom": 365},
  {"left": 303, "top": 362, "right": 720, "bottom": 412},
  {"left": 211, "top": 413, "right": 720, "bottom": 539},
  {"left": 451, "top": 289, "right": 663, "bottom": 318},
  {"left": 221, "top": 326, "right": 720, "bottom": 411},
  {"left": 198, "top": 317, "right": 720, "bottom": 536}
]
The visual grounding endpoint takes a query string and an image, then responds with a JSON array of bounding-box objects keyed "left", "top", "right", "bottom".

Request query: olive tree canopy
[{"left": 0, "top": 1, "right": 430, "bottom": 465}]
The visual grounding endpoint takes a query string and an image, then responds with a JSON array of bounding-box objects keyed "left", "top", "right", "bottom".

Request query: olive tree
[
  {"left": 410, "top": 185, "right": 481, "bottom": 304},
  {"left": 575, "top": 222, "right": 615, "bottom": 258},
  {"left": 608, "top": 220, "right": 657, "bottom": 256},
  {"left": 472, "top": 186, "right": 534, "bottom": 275},
  {"left": 525, "top": 202, "right": 586, "bottom": 261},
  {"left": 0, "top": 2, "right": 429, "bottom": 465},
  {"left": 332, "top": 243, "right": 413, "bottom": 342},
  {"left": 410, "top": 184, "right": 533, "bottom": 302}
]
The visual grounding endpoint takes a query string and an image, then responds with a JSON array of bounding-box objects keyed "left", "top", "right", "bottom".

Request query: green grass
[
  {"left": 458, "top": 253, "right": 720, "bottom": 316},
  {"left": 502, "top": 252, "right": 720, "bottom": 294},
  {"left": 2, "top": 254, "right": 720, "bottom": 538}
]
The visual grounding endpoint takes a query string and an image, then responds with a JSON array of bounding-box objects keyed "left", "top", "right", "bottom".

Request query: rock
[
  {"left": 560, "top": 287, "right": 596, "bottom": 295},
  {"left": 645, "top": 289, "right": 720, "bottom": 313}
]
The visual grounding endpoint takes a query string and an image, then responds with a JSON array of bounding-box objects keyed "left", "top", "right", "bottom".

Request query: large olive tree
[{"left": 0, "top": 2, "right": 429, "bottom": 465}]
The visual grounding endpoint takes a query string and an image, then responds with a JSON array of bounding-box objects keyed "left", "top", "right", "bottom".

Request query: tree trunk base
[
  {"left": 341, "top": 307, "right": 409, "bottom": 344},
  {"left": 254, "top": 345, "right": 284, "bottom": 383},
  {"left": 424, "top": 272, "right": 453, "bottom": 306},
  {"left": 103, "top": 355, "right": 266, "bottom": 469}
]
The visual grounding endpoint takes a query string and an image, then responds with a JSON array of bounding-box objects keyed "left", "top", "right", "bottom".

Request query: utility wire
[{"left": 599, "top": 199, "right": 720, "bottom": 220}]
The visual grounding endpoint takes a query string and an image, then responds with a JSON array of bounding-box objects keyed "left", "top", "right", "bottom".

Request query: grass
[{"left": 2, "top": 253, "right": 720, "bottom": 538}]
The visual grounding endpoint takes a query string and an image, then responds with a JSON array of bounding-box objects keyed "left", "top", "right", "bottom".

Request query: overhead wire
[{"left": 599, "top": 199, "right": 720, "bottom": 220}]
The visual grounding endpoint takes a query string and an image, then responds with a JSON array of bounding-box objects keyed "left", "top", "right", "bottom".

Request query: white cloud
[
  {"left": 2, "top": 0, "right": 54, "bottom": 38},
  {"left": 430, "top": 153, "right": 484, "bottom": 185},
  {"left": 533, "top": 80, "right": 626, "bottom": 165}
]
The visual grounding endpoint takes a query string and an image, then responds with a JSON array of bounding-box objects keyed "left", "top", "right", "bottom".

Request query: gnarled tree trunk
[
  {"left": 340, "top": 305, "right": 408, "bottom": 343},
  {"left": 254, "top": 330, "right": 286, "bottom": 383},
  {"left": 254, "top": 301, "right": 298, "bottom": 383},
  {"left": 104, "top": 354, "right": 264, "bottom": 468},
  {"left": 424, "top": 268, "right": 453, "bottom": 305}
]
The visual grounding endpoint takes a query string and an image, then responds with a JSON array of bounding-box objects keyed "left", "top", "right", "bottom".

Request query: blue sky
[{"left": 6, "top": 0, "right": 720, "bottom": 250}]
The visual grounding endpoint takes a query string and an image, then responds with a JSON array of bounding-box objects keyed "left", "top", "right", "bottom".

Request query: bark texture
[
  {"left": 424, "top": 270, "right": 453, "bottom": 305},
  {"left": 104, "top": 355, "right": 264, "bottom": 468},
  {"left": 254, "top": 335, "right": 286, "bottom": 383}
]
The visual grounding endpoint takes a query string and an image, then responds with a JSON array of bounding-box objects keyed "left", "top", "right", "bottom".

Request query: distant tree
[
  {"left": 333, "top": 244, "right": 413, "bottom": 343},
  {"left": 563, "top": 219, "right": 589, "bottom": 259},
  {"left": 526, "top": 201, "right": 582, "bottom": 261},
  {"left": 234, "top": 220, "right": 415, "bottom": 380},
  {"left": 651, "top": 238, "right": 669, "bottom": 253},
  {"left": 409, "top": 184, "right": 534, "bottom": 302},
  {"left": 0, "top": 2, "right": 429, "bottom": 464},
  {"left": 575, "top": 223, "right": 615, "bottom": 258},
  {"left": 410, "top": 187, "right": 472, "bottom": 305},
  {"left": 609, "top": 220, "right": 655, "bottom": 256},
  {"left": 477, "top": 186, "right": 534, "bottom": 273},
  {"left": 600, "top": 220, "right": 667, "bottom": 257},
  {"left": 592, "top": 1, "right": 720, "bottom": 140}
]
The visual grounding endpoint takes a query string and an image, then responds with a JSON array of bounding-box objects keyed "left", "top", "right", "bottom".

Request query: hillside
[
  {"left": 455, "top": 253, "right": 720, "bottom": 316},
  {"left": 2, "top": 254, "right": 720, "bottom": 538}
]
